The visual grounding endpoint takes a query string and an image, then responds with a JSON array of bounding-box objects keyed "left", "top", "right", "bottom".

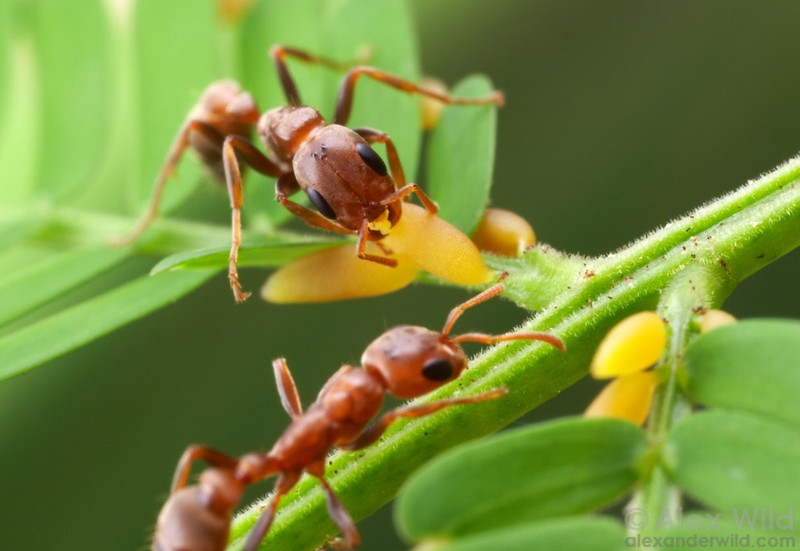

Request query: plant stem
[
  {"left": 630, "top": 265, "right": 718, "bottom": 541},
  {"left": 227, "top": 158, "right": 800, "bottom": 551}
]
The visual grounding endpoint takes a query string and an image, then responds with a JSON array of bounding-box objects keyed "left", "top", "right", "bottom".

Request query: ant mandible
[
  {"left": 115, "top": 45, "right": 504, "bottom": 302},
  {"left": 152, "top": 283, "right": 565, "bottom": 550}
]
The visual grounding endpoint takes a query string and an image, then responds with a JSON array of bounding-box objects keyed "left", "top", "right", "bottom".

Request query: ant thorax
[{"left": 258, "top": 105, "right": 325, "bottom": 162}]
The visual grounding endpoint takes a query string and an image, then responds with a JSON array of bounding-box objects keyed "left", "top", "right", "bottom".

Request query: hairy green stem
[
  {"left": 630, "top": 266, "right": 717, "bottom": 540},
  {"left": 226, "top": 159, "right": 799, "bottom": 550}
]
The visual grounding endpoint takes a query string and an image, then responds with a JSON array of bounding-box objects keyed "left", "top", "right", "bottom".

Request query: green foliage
[
  {"left": 396, "top": 418, "right": 646, "bottom": 539},
  {"left": 0, "top": 0, "right": 497, "bottom": 377},
  {"left": 666, "top": 410, "right": 800, "bottom": 514},
  {"left": 395, "top": 320, "right": 800, "bottom": 549},
  {"left": 1, "top": 1, "right": 799, "bottom": 551},
  {"left": 682, "top": 319, "right": 800, "bottom": 427},
  {"left": 0, "top": 268, "right": 213, "bottom": 381},
  {"left": 428, "top": 517, "right": 628, "bottom": 551},
  {"left": 427, "top": 75, "right": 498, "bottom": 233}
]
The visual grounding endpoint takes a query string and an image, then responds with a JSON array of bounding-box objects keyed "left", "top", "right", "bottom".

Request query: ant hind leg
[
  {"left": 241, "top": 471, "right": 302, "bottom": 551},
  {"left": 307, "top": 461, "right": 361, "bottom": 549}
]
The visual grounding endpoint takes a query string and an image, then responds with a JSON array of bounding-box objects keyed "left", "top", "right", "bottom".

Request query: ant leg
[
  {"left": 356, "top": 218, "right": 397, "bottom": 267},
  {"left": 203, "top": 129, "right": 284, "bottom": 302},
  {"left": 241, "top": 471, "right": 302, "bottom": 551},
  {"left": 275, "top": 173, "right": 353, "bottom": 235},
  {"left": 380, "top": 183, "right": 438, "bottom": 215},
  {"left": 306, "top": 461, "right": 361, "bottom": 549},
  {"left": 353, "top": 127, "right": 408, "bottom": 187},
  {"left": 109, "top": 120, "right": 195, "bottom": 245},
  {"left": 111, "top": 83, "right": 266, "bottom": 246},
  {"left": 270, "top": 45, "right": 355, "bottom": 107},
  {"left": 170, "top": 445, "right": 239, "bottom": 494},
  {"left": 340, "top": 388, "right": 508, "bottom": 451},
  {"left": 221, "top": 136, "right": 250, "bottom": 303},
  {"left": 353, "top": 128, "right": 438, "bottom": 214},
  {"left": 272, "top": 358, "right": 303, "bottom": 419},
  {"left": 334, "top": 67, "right": 505, "bottom": 126}
]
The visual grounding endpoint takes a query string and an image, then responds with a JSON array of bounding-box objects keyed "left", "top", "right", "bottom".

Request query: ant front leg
[
  {"left": 356, "top": 218, "right": 397, "bottom": 267},
  {"left": 334, "top": 67, "right": 505, "bottom": 127},
  {"left": 169, "top": 445, "right": 239, "bottom": 494},
  {"left": 340, "top": 387, "right": 508, "bottom": 452},
  {"left": 354, "top": 128, "right": 438, "bottom": 215},
  {"left": 220, "top": 132, "right": 285, "bottom": 302}
]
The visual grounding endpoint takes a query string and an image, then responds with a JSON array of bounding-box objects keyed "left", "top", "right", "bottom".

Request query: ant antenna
[
  {"left": 443, "top": 282, "right": 566, "bottom": 351},
  {"left": 441, "top": 283, "right": 506, "bottom": 336}
]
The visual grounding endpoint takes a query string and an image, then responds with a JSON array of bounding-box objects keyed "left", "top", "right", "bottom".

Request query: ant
[
  {"left": 152, "top": 283, "right": 565, "bottom": 550},
  {"left": 115, "top": 45, "right": 504, "bottom": 302}
]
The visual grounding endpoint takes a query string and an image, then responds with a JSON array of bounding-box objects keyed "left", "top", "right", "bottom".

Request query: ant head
[
  {"left": 362, "top": 326, "right": 467, "bottom": 399},
  {"left": 259, "top": 106, "right": 324, "bottom": 162}
]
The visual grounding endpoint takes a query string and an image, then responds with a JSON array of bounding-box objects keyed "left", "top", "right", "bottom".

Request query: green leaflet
[
  {"left": 682, "top": 319, "right": 800, "bottom": 428},
  {"left": 0, "top": 269, "right": 214, "bottom": 381},
  {"left": 665, "top": 409, "right": 800, "bottom": 515},
  {"left": 30, "top": 0, "right": 112, "bottom": 205},
  {"left": 396, "top": 417, "right": 647, "bottom": 540},
  {"left": 0, "top": 247, "right": 128, "bottom": 328},
  {"left": 433, "top": 517, "right": 628, "bottom": 551},
  {"left": 426, "top": 75, "right": 499, "bottom": 233},
  {"left": 150, "top": 237, "right": 341, "bottom": 274}
]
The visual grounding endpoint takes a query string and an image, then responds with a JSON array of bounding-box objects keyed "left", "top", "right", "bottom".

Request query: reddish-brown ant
[
  {"left": 114, "top": 45, "right": 504, "bottom": 302},
  {"left": 152, "top": 283, "right": 565, "bottom": 550}
]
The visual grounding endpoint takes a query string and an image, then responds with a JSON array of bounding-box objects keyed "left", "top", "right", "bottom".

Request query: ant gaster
[
  {"left": 152, "top": 283, "right": 565, "bottom": 550},
  {"left": 114, "top": 45, "right": 504, "bottom": 302}
]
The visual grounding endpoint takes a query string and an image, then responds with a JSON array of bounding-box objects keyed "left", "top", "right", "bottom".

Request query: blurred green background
[{"left": 1, "top": 1, "right": 798, "bottom": 549}]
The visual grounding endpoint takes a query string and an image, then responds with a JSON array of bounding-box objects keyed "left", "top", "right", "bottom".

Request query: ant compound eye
[
  {"left": 356, "top": 143, "right": 388, "bottom": 177},
  {"left": 422, "top": 358, "right": 454, "bottom": 381},
  {"left": 306, "top": 187, "right": 336, "bottom": 219}
]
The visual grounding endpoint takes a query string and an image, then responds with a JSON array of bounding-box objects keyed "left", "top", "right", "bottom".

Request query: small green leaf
[
  {"left": 426, "top": 75, "right": 499, "bottom": 233},
  {"left": 396, "top": 417, "right": 647, "bottom": 540},
  {"left": 0, "top": 269, "right": 214, "bottom": 381},
  {"left": 31, "top": 0, "right": 112, "bottom": 203},
  {"left": 0, "top": 216, "right": 44, "bottom": 250},
  {"left": 0, "top": 1, "right": 10, "bottom": 115},
  {"left": 0, "top": 19, "right": 39, "bottom": 206},
  {"left": 666, "top": 410, "right": 800, "bottom": 514},
  {"left": 126, "top": 0, "right": 222, "bottom": 212},
  {"left": 149, "top": 235, "right": 341, "bottom": 274},
  {"left": 435, "top": 517, "right": 627, "bottom": 551},
  {"left": 682, "top": 319, "right": 800, "bottom": 428},
  {"left": 0, "top": 247, "right": 128, "bottom": 327}
]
